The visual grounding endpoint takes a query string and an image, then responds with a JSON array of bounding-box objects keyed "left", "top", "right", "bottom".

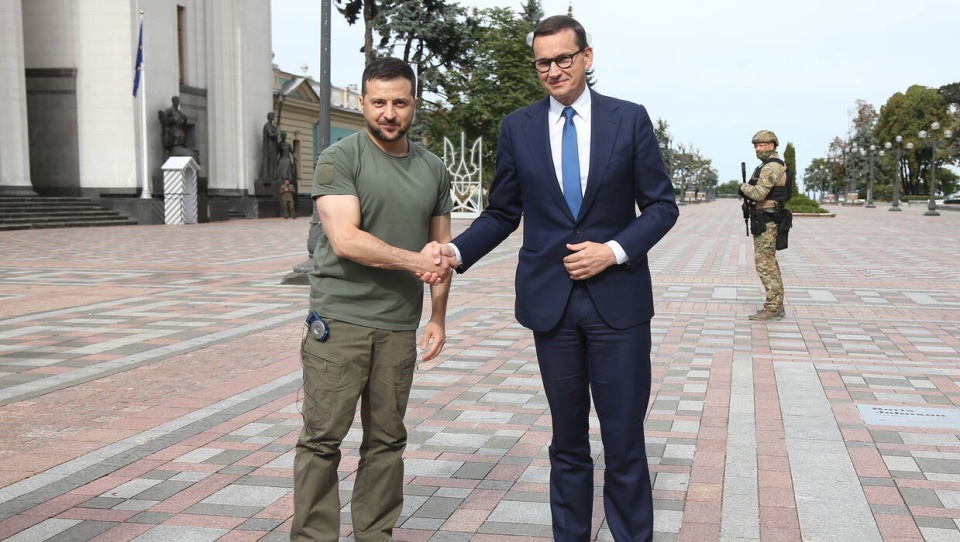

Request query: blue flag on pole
[{"left": 133, "top": 20, "right": 143, "bottom": 97}]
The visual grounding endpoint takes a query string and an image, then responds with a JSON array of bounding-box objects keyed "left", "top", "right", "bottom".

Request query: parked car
[{"left": 946, "top": 193, "right": 960, "bottom": 204}]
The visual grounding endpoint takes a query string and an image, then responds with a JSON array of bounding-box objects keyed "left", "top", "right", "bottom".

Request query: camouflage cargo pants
[{"left": 753, "top": 221, "right": 783, "bottom": 311}]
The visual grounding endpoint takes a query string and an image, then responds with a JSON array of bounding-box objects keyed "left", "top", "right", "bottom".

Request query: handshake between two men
[
  {"left": 414, "top": 242, "right": 458, "bottom": 285},
  {"left": 413, "top": 240, "right": 620, "bottom": 285}
]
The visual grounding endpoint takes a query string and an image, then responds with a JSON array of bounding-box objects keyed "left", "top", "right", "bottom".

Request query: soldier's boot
[{"left": 748, "top": 308, "right": 783, "bottom": 321}]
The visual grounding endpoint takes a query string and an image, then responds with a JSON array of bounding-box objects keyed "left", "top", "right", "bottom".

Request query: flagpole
[{"left": 138, "top": 10, "right": 150, "bottom": 199}]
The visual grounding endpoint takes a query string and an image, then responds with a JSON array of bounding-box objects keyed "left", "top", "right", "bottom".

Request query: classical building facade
[{"left": 0, "top": 0, "right": 275, "bottom": 220}]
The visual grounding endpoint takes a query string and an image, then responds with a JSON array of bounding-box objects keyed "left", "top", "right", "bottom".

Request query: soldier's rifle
[{"left": 740, "top": 161, "right": 752, "bottom": 236}]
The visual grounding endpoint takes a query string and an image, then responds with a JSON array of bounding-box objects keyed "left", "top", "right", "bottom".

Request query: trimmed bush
[{"left": 786, "top": 193, "right": 829, "bottom": 214}]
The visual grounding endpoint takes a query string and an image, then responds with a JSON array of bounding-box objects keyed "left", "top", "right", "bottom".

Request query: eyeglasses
[{"left": 531, "top": 49, "right": 584, "bottom": 73}]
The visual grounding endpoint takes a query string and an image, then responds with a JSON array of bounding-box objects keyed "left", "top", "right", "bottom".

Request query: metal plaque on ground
[{"left": 858, "top": 404, "right": 960, "bottom": 430}]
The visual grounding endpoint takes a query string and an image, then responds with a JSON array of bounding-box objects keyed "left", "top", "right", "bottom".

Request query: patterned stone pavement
[{"left": 0, "top": 199, "right": 958, "bottom": 541}]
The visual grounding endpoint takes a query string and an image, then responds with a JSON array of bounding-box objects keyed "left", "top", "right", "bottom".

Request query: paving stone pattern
[{"left": 0, "top": 200, "right": 958, "bottom": 541}]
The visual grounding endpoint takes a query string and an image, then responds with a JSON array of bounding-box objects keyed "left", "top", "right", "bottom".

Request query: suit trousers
[
  {"left": 291, "top": 319, "right": 417, "bottom": 542},
  {"left": 532, "top": 284, "right": 654, "bottom": 542}
]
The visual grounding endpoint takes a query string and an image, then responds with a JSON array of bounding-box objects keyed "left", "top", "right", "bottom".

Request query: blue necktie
[{"left": 561, "top": 106, "right": 582, "bottom": 217}]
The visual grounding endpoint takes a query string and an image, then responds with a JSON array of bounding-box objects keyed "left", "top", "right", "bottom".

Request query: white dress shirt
[{"left": 548, "top": 92, "right": 627, "bottom": 265}]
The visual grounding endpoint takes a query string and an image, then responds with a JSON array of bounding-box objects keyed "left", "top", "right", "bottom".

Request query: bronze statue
[
  {"left": 260, "top": 112, "right": 280, "bottom": 185},
  {"left": 158, "top": 96, "right": 188, "bottom": 159},
  {"left": 277, "top": 131, "right": 297, "bottom": 185}
]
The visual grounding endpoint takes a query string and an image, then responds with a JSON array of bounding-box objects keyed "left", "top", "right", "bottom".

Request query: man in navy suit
[{"left": 428, "top": 15, "right": 678, "bottom": 541}]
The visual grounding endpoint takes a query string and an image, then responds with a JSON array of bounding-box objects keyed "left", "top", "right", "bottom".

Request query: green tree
[
  {"left": 653, "top": 119, "right": 674, "bottom": 188},
  {"left": 849, "top": 100, "right": 880, "bottom": 197},
  {"left": 942, "top": 82, "right": 960, "bottom": 174},
  {"left": 671, "top": 144, "right": 697, "bottom": 195},
  {"left": 825, "top": 136, "right": 850, "bottom": 191},
  {"left": 783, "top": 142, "right": 798, "bottom": 198},
  {"left": 939, "top": 81, "right": 960, "bottom": 108},
  {"left": 334, "top": 0, "right": 479, "bottom": 98},
  {"left": 716, "top": 180, "right": 741, "bottom": 196},
  {"left": 334, "top": 0, "right": 381, "bottom": 64},
  {"left": 875, "top": 85, "right": 951, "bottom": 195},
  {"left": 521, "top": 0, "right": 543, "bottom": 25},
  {"left": 782, "top": 142, "right": 827, "bottom": 213},
  {"left": 371, "top": 0, "right": 479, "bottom": 99},
  {"left": 421, "top": 5, "right": 544, "bottom": 188},
  {"left": 671, "top": 144, "right": 715, "bottom": 199},
  {"left": 820, "top": 100, "right": 880, "bottom": 199},
  {"left": 803, "top": 158, "right": 835, "bottom": 201}
]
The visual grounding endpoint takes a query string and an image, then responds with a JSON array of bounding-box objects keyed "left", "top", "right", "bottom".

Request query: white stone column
[
  {"left": 204, "top": 0, "right": 272, "bottom": 197},
  {"left": 239, "top": 0, "right": 274, "bottom": 198},
  {"left": 204, "top": 1, "right": 240, "bottom": 194},
  {"left": 75, "top": 1, "right": 138, "bottom": 195},
  {"left": 0, "top": 0, "right": 35, "bottom": 195}
]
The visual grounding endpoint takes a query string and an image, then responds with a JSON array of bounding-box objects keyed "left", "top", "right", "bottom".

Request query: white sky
[{"left": 271, "top": 0, "right": 958, "bottom": 184}]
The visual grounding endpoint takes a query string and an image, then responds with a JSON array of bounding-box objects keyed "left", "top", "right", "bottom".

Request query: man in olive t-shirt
[
  {"left": 309, "top": 130, "right": 453, "bottom": 330},
  {"left": 290, "top": 58, "right": 456, "bottom": 542}
]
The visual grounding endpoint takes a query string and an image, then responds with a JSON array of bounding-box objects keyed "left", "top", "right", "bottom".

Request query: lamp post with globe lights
[
  {"left": 846, "top": 142, "right": 861, "bottom": 203},
  {"left": 919, "top": 122, "right": 953, "bottom": 217},
  {"left": 883, "top": 136, "right": 908, "bottom": 212},
  {"left": 860, "top": 144, "right": 881, "bottom": 208},
  {"left": 858, "top": 145, "right": 873, "bottom": 208}
]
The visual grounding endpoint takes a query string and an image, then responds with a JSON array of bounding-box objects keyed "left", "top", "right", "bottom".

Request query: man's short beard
[{"left": 367, "top": 121, "right": 409, "bottom": 143}]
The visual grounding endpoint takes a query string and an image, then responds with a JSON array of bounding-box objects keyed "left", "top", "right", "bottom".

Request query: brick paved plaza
[{"left": 1, "top": 199, "right": 959, "bottom": 541}]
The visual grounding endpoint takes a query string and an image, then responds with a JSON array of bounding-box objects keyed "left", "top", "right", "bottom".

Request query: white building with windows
[{"left": 0, "top": 0, "right": 276, "bottom": 221}]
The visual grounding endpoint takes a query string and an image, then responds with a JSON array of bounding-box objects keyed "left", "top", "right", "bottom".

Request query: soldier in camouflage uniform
[{"left": 740, "top": 130, "right": 787, "bottom": 320}]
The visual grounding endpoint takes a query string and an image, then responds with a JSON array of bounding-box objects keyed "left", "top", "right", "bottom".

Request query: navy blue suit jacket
[{"left": 454, "top": 90, "right": 679, "bottom": 332}]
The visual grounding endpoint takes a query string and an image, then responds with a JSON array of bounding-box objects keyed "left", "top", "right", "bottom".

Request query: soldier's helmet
[{"left": 751, "top": 130, "right": 779, "bottom": 146}]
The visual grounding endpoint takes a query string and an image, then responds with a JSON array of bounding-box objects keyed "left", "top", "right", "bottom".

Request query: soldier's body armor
[{"left": 748, "top": 160, "right": 788, "bottom": 210}]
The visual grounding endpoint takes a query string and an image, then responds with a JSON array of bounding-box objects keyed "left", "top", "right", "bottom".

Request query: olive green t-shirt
[{"left": 309, "top": 131, "right": 454, "bottom": 330}]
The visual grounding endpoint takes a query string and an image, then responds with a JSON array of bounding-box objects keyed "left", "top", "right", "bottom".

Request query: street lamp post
[
  {"left": 864, "top": 144, "right": 879, "bottom": 208},
  {"left": 858, "top": 146, "right": 872, "bottom": 208},
  {"left": 920, "top": 122, "right": 954, "bottom": 217},
  {"left": 847, "top": 143, "right": 859, "bottom": 203},
  {"left": 883, "top": 135, "right": 911, "bottom": 211}
]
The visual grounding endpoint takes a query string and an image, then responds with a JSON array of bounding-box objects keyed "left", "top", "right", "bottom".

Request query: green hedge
[{"left": 785, "top": 193, "right": 829, "bottom": 214}]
